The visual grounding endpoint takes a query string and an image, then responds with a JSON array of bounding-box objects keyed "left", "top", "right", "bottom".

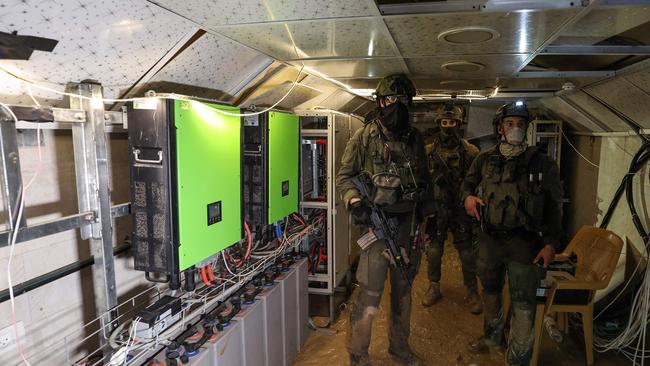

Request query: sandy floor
[{"left": 294, "top": 241, "right": 630, "bottom": 366}]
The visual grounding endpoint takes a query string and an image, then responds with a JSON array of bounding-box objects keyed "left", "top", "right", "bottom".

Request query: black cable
[
  {"left": 625, "top": 150, "right": 650, "bottom": 243},
  {"left": 600, "top": 142, "right": 650, "bottom": 233}
]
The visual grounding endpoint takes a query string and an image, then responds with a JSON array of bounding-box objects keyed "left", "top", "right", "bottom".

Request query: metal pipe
[{"left": 0, "top": 243, "right": 131, "bottom": 304}]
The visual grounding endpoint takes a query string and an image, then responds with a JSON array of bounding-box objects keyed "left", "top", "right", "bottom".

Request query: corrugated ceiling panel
[
  {"left": 150, "top": 0, "right": 379, "bottom": 27},
  {"left": 553, "top": 7, "right": 650, "bottom": 45},
  {"left": 539, "top": 97, "right": 607, "bottom": 132},
  {"left": 406, "top": 54, "right": 528, "bottom": 79},
  {"left": 563, "top": 92, "right": 630, "bottom": 132},
  {"left": 0, "top": 0, "right": 193, "bottom": 102},
  {"left": 385, "top": 9, "right": 579, "bottom": 57},
  {"left": 214, "top": 18, "right": 396, "bottom": 60},
  {"left": 586, "top": 77, "right": 650, "bottom": 129},
  {"left": 316, "top": 89, "right": 355, "bottom": 111},
  {"left": 624, "top": 68, "right": 650, "bottom": 95},
  {"left": 293, "top": 58, "right": 407, "bottom": 79},
  {"left": 240, "top": 81, "right": 320, "bottom": 111},
  {"left": 150, "top": 33, "right": 271, "bottom": 96}
]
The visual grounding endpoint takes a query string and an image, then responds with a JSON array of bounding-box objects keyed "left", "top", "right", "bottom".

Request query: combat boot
[
  {"left": 468, "top": 336, "right": 504, "bottom": 355},
  {"left": 389, "top": 346, "right": 424, "bottom": 366},
  {"left": 465, "top": 288, "right": 483, "bottom": 315},
  {"left": 349, "top": 353, "right": 373, "bottom": 366},
  {"left": 422, "top": 281, "right": 441, "bottom": 307}
]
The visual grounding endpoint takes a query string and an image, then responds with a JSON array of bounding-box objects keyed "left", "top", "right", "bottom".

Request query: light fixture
[
  {"left": 515, "top": 100, "right": 524, "bottom": 106},
  {"left": 441, "top": 61, "right": 485, "bottom": 73},
  {"left": 438, "top": 26, "right": 500, "bottom": 45}
]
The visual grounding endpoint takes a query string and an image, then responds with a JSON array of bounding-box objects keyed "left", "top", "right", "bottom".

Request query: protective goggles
[
  {"left": 439, "top": 118, "right": 458, "bottom": 128},
  {"left": 384, "top": 94, "right": 410, "bottom": 105}
]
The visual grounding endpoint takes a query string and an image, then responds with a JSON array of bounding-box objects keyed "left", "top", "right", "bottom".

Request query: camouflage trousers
[
  {"left": 477, "top": 230, "right": 543, "bottom": 365},
  {"left": 424, "top": 204, "right": 478, "bottom": 290},
  {"left": 347, "top": 216, "right": 421, "bottom": 357}
]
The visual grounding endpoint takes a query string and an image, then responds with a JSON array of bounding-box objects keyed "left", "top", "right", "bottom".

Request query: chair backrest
[{"left": 563, "top": 225, "right": 624, "bottom": 290}]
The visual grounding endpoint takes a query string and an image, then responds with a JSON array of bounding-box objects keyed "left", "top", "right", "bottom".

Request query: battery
[
  {"left": 257, "top": 280, "right": 284, "bottom": 366},
  {"left": 233, "top": 298, "right": 265, "bottom": 366},
  {"left": 295, "top": 257, "right": 310, "bottom": 349},
  {"left": 277, "top": 263, "right": 298, "bottom": 366}
]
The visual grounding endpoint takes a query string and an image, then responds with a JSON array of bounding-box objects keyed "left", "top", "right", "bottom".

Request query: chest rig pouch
[
  {"left": 368, "top": 128, "right": 419, "bottom": 208},
  {"left": 429, "top": 143, "right": 465, "bottom": 202},
  {"left": 480, "top": 147, "right": 544, "bottom": 231}
]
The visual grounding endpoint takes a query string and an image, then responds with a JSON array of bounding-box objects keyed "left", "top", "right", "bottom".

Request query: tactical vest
[
  {"left": 361, "top": 121, "right": 422, "bottom": 212},
  {"left": 478, "top": 146, "right": 545, "bottom": 231},
  {"left": 428, "top": 139, "right": 473, "bottom": 201}
]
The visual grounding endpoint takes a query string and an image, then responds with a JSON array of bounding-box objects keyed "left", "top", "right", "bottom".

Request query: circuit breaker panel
[
  {"left": 128, "top": 98, "right": 243, "bottom": 275},
  {"left": 243, "top": 111, "right": 300, "bottom": 229}
]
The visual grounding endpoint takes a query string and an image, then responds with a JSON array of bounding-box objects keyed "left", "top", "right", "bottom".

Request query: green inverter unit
[
  {"left": 128, "top": 98, "right": 243, "bottom": 275},
  {"left": 243, "top": 111, "right": 299, "bottom": 229}
]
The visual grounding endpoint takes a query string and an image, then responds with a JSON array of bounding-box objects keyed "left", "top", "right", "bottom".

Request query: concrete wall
[{"left": 0, "top": 130, "right": 149, "bottom": 365}]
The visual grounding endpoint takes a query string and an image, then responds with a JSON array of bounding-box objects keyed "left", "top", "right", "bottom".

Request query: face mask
[
  {"left": 440, "top": 126, "right": 457, "bottom": 136},
  {"left": 380, "top": 102, "right": 409, "bottom": 132},
  {"left": 504, "top": 126, "right": 526, "bottom": 145}
]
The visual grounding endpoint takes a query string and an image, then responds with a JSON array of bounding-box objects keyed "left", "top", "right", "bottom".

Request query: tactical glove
[{"left": 350, "top": 200, "right": 372, "bottom": 226}]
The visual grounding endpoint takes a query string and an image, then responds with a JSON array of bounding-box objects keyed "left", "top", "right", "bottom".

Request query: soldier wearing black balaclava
[
  {"left": 461, "top": 102, "right": 563, "bottom": 366},
  {"left": 336, "top": 74, "right": 430, "bottom": 366}
]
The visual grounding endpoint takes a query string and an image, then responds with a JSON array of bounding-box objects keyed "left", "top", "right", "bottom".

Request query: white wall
[
  {"left": 563, "top": 133, "right": 649, "bottom": 301},
  {"left": 0, "top": 130, "right": 150, "bottom": 365}
]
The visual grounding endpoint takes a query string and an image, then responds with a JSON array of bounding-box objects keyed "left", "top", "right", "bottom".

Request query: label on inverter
[{"left": 244, "top": 115, "right": 259, "bottom": 126}]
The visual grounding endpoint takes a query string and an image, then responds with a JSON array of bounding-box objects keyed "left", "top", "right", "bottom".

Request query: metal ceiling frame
[
  {"left": 377, "top": 0, "right": 585, "bottom": 15},
  {"left": 541, "top": 45, "right": 650, "bottom": 55},
  {"left": 144, "top": 0, "right": 649, "bottom": 104},
  {"left": 514, "top": 71, "right": 616, "bottom": 78}
]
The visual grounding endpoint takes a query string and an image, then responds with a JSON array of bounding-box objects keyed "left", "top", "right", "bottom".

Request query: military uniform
[
  {"left": 424, "top": 135, "right": 480, "bottom": 303},
  {"left": 336, "top": 111, "right": 429, "bottom": 365},
  {"left": 461, "top": 143, "right": 562, "bottom": 365}
]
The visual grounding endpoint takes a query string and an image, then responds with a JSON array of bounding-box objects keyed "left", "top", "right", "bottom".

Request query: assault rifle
[
  {"left": 351, "top": 172, "right": 412, "bottom": 286},
  {"left": 428, "top": 148, "right": 460, "bottom": 191}
]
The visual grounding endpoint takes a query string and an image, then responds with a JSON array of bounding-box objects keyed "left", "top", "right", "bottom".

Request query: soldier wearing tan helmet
[
  {"left": 336, "top": 74, "right": 430, "bottom": 366},
  {"left": 422, "top": 103, "right": 482, "bottom": 315}
]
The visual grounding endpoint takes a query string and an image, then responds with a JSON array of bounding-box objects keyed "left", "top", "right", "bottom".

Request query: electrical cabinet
[
  {"left": 127, "top": 98, "right": 243, "bottom": 275},
  {"left": 243, "top": 111, "right": 300, "bottom": 229},
  {"left": 527, "top": 119, "right": 563, "bottom": 167},
  {"left": 297, "top": 110, "right": 364, "bottom": 321}
]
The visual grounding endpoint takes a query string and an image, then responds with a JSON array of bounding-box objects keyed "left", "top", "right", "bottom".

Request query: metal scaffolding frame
[{"left": 0, "top": 81, "right": 130, "bottom": 362}]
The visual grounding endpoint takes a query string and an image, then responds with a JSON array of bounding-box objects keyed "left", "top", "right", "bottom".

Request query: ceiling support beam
[
  {"left": 379, "top": 0, "right": 585, "bottom": 15},
  {"left": 514, "top": 71, "right": 616, "bottom": 78},
  {"left": 541, "top": 45, "right": 650, "bottom": 55}
]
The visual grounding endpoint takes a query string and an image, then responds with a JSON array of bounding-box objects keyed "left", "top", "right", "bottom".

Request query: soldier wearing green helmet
[
  {"left": 336, "top": 74, "right": 429, "bottom": 366},
  {"left": 461, "top": 101, "right": 563, "bottom": 366},
  {"left": 422, "top": 103, "right": 482, "bottom": 315}
]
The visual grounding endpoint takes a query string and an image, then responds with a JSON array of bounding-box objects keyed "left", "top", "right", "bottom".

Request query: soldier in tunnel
[
  {"left": 461, "top": 101, "right": 563, "bottom": 365},
  {"left": 336, "top": 74, "right": 430, "bottom": 366},
  {"left": 422, "top": 103, "right": 482, "bottom": 315}
]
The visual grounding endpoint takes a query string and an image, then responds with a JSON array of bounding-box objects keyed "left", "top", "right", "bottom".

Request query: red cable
[
  {"left": 207, "top": 265, "right": 216, "bottom": 283},
  {"left": 292, "top": 213, "right": 306, "bottom": 226},
  {"left": 244, "top": 221, "right": 252, "bottom": 260},
  {"left": 200, "top": 266, "right": 213, "bottom": 287}
]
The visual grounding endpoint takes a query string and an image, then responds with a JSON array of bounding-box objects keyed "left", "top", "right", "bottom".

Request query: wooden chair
[{"left": 531, "top": 225, "right": 624, "bottom": 366}]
